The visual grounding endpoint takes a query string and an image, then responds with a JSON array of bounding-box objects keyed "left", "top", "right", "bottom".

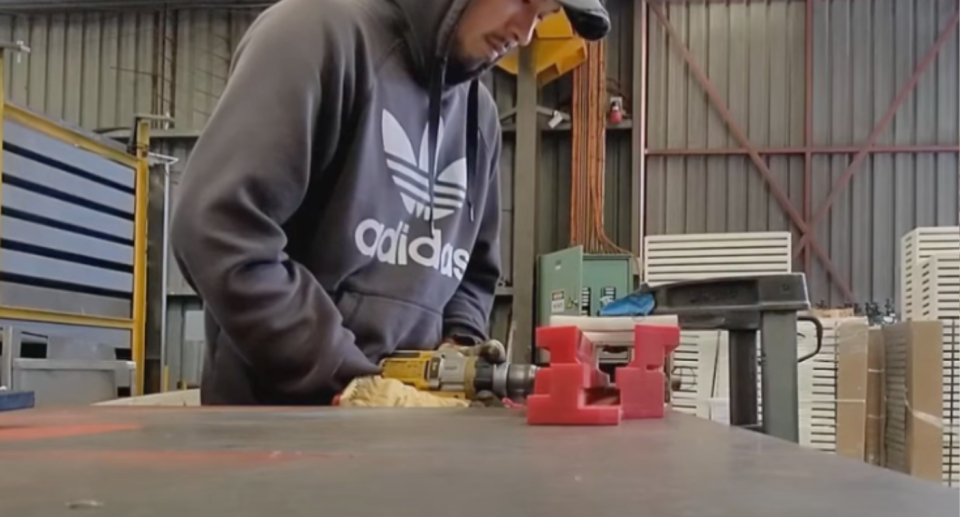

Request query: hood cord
[
  {"left": 465, "top": 79, "right": 479, "bottom": 223},
  {"left": 426, "top": 61, "right": 480, "bottom": 231},
  {"left": 426, "top": 58, "right": 446, "bottom": 232}
]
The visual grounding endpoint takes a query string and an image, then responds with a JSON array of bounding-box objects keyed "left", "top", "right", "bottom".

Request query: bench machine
[{"left": 647, "top": 273, "right": 815, "bottom": 443}]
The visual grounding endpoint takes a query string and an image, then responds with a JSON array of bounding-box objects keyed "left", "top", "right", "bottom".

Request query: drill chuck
[{"left": 474, "top": 362, "right": 539, "bottom": 400}]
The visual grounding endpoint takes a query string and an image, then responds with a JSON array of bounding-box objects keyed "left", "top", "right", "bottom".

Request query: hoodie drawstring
[
  {"left": 426, "top": 62, "right": 480, "bottom": 230},
  {"left": 465, "top": 79, "right": 479, "bottom": 223},
  {"left": 426, "top": 59, "right": 446, "bottom": 232}
]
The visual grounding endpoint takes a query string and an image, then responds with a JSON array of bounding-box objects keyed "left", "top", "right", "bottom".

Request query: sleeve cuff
[{"left": 443, "top": 328, "right": 485, "bottom": 346}]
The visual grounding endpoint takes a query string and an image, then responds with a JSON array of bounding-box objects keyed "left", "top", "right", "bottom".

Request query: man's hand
[
  {"left": 437, "top": 339, "right": 507, "bottom": 365},
  {"left": 436, "top": 340, "right": 510, "bottom": 408}
]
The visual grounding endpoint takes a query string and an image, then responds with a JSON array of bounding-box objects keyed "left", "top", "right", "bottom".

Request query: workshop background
[{"left": 0, "top": 0, "right": 956, "bottom": 485}]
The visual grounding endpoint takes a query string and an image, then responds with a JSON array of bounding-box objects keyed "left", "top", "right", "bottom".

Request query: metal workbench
[{"left": 0, "top": 408, "right": 956, "bottom": 516}]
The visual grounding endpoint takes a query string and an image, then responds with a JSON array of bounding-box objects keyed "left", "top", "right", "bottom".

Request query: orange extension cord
[{"left": 570, "top": 39, "right": 631, "bottom": 255}]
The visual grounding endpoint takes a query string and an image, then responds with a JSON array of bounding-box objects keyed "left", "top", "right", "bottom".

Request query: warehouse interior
[{"left": 0, "top": 0, "right": 958, "bottom": 510}]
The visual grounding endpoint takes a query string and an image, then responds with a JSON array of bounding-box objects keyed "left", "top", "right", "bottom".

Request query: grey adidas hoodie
[{"left": 171, "top": 0, "right": 502, "bottom": 405}]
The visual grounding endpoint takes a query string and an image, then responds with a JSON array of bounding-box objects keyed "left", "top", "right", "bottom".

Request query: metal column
[
  {"left": 145, "top": 165, "right": 168, "bottom": 394},
  {"left": 760, "top": 311, "right": 800, "bottom": 442},
  {"left": 511, "top": 45, "right": 539, "bottom": 364},
  {"left": 728, "top": 330, "right": 758, "bottom": 428}
]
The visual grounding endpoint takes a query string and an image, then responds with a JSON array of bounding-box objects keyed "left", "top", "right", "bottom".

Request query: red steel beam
[
  {"left": 794, "top": 6, "right": 960, "bottom": 260},
  {"left": 649, "top": 2, "right": 857, "bottom": 303},
  {"left": 803, "top": 0, "right": 814, "bottom": 279},
  {"left": 645, "top": 144, "right": 958, "bottom": 156}
]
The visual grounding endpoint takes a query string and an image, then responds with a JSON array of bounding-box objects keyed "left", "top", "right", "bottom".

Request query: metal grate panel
[
  {"left": 942, "top": 319, "right": 959, "bottom": 487},
  {"left": 884, "top": 326, "right": 909, "bottom": 475},
  {"left": 900, "top": 227, "right": 959, "bottom": 320},
  {"left": 920, "top": 255, "right": 960, "bottom": 320},
  {"left": 643, "top": 232, "right": 792, "bottom": 286}
]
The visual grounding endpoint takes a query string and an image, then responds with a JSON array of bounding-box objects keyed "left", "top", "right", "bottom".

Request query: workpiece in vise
[{"left": 526, "top": 324, "right": 680, "bottom": 425}]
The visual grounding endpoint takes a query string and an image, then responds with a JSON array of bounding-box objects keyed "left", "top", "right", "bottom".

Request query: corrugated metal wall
[
  {"left": 645, "top": 0, "right": 959, "bottom": 306},
  {"left": 0, "top": 0, "right": 956, "bottom": 307},
  {"left": 0, "top": 9, "right": 259, "bottom": 132}
]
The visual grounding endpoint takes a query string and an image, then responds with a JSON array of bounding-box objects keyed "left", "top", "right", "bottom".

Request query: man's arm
[
  {"left": 442, "top": 127, "right": 503, "bottom": 345},
  {"left": 170, "top": 1, "right": 379, "bottom": 397}
]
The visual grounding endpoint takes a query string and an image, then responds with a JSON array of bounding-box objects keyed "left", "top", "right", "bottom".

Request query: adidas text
[{"left": 354, "top": 218, "right": 469, "bottom": 281}]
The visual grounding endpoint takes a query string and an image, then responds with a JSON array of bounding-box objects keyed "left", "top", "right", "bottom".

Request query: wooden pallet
[
  {"left": 643, "top": 232, "right": 792, "bottom": 286},
  {"left": 900, "top": 227, "right": 959, "bottom": 320},
  {"left": 941, "top": 319, "right": 959, "bottom": 488},
  {"left": 919, "top": 255, "right": 960, "bottom": 321}
]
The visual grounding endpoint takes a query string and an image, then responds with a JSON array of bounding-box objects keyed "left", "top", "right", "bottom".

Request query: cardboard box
[
  {"left": 836, "top": 320, "right": 884, "bottom": 463},
  {"left": 882, "top": 321, "right": 944, "bottom": 483},
  {"left": 865, "top": 328, "right": 886, "bottom": 466}
]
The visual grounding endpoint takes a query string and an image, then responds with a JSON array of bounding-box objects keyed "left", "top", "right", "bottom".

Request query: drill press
[{"left": 647, "top": 273, "right": 814, "bottom": 443}]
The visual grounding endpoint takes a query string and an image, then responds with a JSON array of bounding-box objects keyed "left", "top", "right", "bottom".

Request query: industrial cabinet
[{"left": 537, "top": 246, "right": 634, "bottom": 326}]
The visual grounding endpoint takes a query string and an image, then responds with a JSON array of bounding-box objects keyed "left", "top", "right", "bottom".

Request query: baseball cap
[{"left": 558, "top": 0, "right": 611, "bottom": 41}]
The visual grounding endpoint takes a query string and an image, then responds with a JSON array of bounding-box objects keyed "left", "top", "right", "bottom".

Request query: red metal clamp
[{"left": 526, "top": 324, "right": 680, "bottom": 426}]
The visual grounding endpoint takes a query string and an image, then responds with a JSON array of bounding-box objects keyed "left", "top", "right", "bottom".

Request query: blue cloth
[{"left": 598, "top": 291, "right": 656, "bottom": 317}]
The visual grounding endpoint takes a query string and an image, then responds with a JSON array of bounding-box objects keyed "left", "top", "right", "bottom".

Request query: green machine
[{"left": 537, "top": 246, "right": 635, "bottom": 326}]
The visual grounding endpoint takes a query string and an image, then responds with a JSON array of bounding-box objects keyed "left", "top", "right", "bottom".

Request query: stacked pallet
[
  {"left": 884, "top": 325, "right": 908, "bottom": 474},
  {"left": 903, "top": 227, "right": 960, "bottom": 486},
  {"left": 643, "top": 232, "right": 792, "bottom": 287},
  {"left": 900, "top": 227, "right": 959, "bottom": 320},
  {"left": 941, "top": 320, "right": 959, "bottom": 487},
  {"left": 919, "top": 255, "right": 960, "bottom": 321}
]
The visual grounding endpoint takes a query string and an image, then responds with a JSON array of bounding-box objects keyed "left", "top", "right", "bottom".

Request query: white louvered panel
[
  {"left": 941, "top": 319, "right": 960, "bottom": 487},
  {"left": 900, "top": 227, "right": 960, "bottom": 320},
  {"left": 670, "top": 330, "right": 713, "bottom": 416},
  {"left": 884, "top": 329, "right": 909, "bottom": 474},
  {"left": 920, "top": 255, "right": 960, "bottom": 320},
  {"left": 643, "top": 232, "right": 792, "bottom": 286},
  {"left": 799, "top": 319, "right": 841, "bottom": 452}
]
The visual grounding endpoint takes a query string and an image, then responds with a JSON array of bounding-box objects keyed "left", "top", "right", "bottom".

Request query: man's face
[{"left": 453, "top": 0, "right": 563, "bottom": 68}]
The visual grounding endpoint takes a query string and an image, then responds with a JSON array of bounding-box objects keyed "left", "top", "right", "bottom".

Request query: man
[{"left": 170, "top": 0, "right": 610, "bottom": 406}]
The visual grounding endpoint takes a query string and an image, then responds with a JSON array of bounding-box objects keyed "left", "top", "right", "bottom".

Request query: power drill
[{"left": 379, "top": 341, "right": 538, "bottom": 401}]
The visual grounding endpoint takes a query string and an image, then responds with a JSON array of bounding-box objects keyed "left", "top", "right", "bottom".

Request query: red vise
[{"left": 526, "top": 324, "right": 681, "bottom": 426}]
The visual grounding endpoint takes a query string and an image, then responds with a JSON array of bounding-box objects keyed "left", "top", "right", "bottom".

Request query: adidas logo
[
  {"left": 352, "top": 109, "right": 471, "bottom": 281},
  {"left": 381, "top": 110, "right": 468, "bottom": 221}
]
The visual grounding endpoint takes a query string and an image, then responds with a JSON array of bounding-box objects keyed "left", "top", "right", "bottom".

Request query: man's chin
[
  {"left": 454, "top": 45, "right": 496, "bottom": 67},
  {"left": 448, "top": 52, "right": 491, "bottom": 80}
]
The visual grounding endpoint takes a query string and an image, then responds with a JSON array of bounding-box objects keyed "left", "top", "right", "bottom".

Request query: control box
[{"left": 537, "top": 246, "right": 634, "bottom": 326}]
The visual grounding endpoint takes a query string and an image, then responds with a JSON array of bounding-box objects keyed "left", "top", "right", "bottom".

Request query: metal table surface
[{"left": 0, "top": 407, "right": 956, "bottom": 517}]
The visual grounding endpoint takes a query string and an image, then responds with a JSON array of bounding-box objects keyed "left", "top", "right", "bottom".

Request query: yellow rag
[{"left": 338, "top": 376, "right": 470, "bottom": 408}]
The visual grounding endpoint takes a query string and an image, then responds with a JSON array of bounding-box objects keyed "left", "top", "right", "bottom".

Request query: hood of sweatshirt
[
  {"left": 388, "top": 0, "right": 493, "bottom": 233},
  {"left": 389, "top": 0, "right": 497, "bottom": 86}
]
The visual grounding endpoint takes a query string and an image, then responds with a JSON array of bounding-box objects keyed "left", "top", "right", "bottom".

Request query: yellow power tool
[{"left": 379, "top": 341, "right": 539, "bottom": 401}]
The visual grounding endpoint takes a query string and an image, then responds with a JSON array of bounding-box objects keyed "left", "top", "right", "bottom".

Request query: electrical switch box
[{"left": 537, "top": 246, "right": 634, "bottom": 327}]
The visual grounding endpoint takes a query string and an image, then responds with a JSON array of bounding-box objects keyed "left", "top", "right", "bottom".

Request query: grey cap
[{"left": 558, "top": 0, "right": 611, "bottom": 41}]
